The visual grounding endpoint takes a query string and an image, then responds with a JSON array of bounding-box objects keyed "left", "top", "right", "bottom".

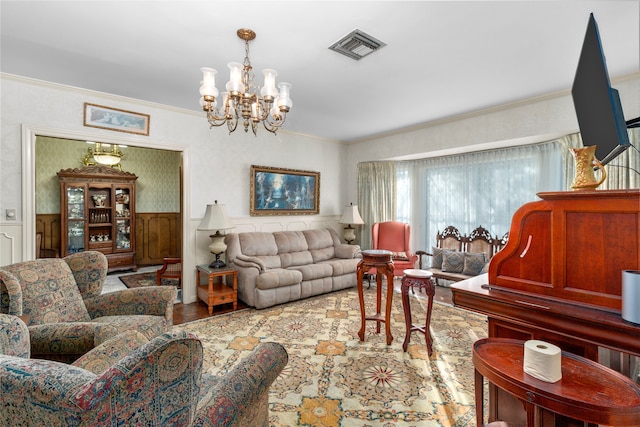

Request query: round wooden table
[
  {"left": 357, "top": 249, "right": 395, "bottom": 345},
  {"left": 473, "top": 337, "right": 640, "bottom": 427}
]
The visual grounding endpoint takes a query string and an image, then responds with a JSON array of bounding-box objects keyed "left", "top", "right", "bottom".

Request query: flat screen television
[{"left": 571, "top": 13, "right": 631, "bottom": 166}]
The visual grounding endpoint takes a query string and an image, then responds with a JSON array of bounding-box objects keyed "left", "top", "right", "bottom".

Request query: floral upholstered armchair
[
  {"left": 0, "top": 314, "right": 288, "bottom": 427},
  {"left": 0, "top": 251, "right": 176, "bottom": 363}
]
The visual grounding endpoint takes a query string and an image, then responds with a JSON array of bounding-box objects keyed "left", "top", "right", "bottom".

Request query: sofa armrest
[
  {"left": 234, "top": 254, "right": 267, "bottom": 271},
  {"left": 335, "top": 243, "right": 361, "bottom": 259},
  {"left": 193, "top": 342, "right": 288, "bottom": 427},
  {"left": 72, "top": 330, "right": 150, "bottom": 375},
  {"left": 0, "top": 314, "right": 30, "bottom": 357},
  {"left": 84, "top": 286, "right": 177, "bottom": 322},
  {"left": 415, "top": 250, "right": 434, "bottom": 269},
  {"left": 0, "top": 270, "right": 23, "bottom": 316}
]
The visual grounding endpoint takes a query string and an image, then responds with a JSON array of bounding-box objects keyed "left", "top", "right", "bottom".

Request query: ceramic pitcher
[{"left": 570, "top": 145, "right": 607, "bottom": 190}]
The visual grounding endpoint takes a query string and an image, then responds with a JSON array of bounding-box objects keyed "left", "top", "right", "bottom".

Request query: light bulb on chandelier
[{"left": 199, "top": 28, "right": 292, "bottom": 136}]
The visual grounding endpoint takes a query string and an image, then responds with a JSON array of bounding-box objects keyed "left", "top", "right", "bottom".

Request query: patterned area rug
[
  {"left": 119, "top": 272, "right": 178, "bottom": 288},
  {"left": 175, "top": 285, "right": 488, "bottom": 426}
]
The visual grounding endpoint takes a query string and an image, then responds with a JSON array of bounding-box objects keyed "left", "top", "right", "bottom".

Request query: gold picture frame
[
  {"left": 250, "top": 165, "right": 320, "bottom": 216},
  {"left": 83, "top": 103, "right": 150, "bottom": 136}
]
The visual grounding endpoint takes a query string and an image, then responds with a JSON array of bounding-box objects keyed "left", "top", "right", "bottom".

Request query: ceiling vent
[{"left": 329, "top": 29, "right": 386, "bottom": 60}]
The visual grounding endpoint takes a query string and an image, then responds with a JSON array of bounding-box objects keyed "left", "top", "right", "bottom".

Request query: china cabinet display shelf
[{"left": 57, "top": 165, "right": 138, "bottom": 273}]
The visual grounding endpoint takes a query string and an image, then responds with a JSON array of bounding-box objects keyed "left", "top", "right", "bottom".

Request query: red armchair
[{"left": 371, "top": 221, "right": 418, "bottom": 276}]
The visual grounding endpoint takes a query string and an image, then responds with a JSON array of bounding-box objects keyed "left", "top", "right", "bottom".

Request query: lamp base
[
  {"left": 209, "top": 253, "right": 226, "bottom": 269},
  {"left": 343, "top": 224, "right": 356, "bottom": 245}
]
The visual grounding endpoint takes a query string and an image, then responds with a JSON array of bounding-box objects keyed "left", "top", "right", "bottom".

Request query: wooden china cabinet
[{"left": 57, "top": 165, "right": 138, "bottom": 272}]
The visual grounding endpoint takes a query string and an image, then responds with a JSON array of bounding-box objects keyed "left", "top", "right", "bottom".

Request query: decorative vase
[{"left": 570, "top": 145, "right": 607, "bottom": 190}]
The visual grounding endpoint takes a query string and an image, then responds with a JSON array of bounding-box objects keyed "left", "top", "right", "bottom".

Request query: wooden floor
[{"left": 173, "top": 280, "right": 454, "bottom": 325}]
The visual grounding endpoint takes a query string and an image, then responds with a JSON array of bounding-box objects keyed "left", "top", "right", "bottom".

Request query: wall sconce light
[
  {"left": 339, "top": 202, "right": 364, "bottom": 244},
  {"left": 197, "top": 201, "right": 235, "bottom": 268}
]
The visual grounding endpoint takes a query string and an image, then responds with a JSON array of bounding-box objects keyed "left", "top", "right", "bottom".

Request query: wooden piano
[{"left": 451, "top": 189, "right": 640, "bottom": 426}]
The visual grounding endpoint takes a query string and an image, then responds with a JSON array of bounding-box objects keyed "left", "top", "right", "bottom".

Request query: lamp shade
[
  {"left": 339, "top": 203, "right": 364, "bottom": 225},
  {"left": 197, "top": 201, "right": 234, "bottom": 231}
]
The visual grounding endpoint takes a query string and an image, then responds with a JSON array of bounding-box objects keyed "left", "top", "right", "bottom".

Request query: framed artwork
[
  {"left": 83, "top": 103, "right": 150, "bottom": 136},
  {"left": 250, "top": 165, "right": 320, "bottom": 216}
]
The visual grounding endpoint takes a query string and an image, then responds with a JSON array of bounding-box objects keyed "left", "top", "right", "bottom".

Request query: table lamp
[
  {"left": 197, "top": 201, "right": 235, "bottom": 268},
  {"left": 339, "top": 202, "right": 364, "bottom": 244}
]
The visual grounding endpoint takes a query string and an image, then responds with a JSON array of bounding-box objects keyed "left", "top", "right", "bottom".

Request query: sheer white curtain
[
  {"left": 600, "top": 128, "right": 640, "bottom": 190},
  {"left": 396, "top": 140, "right": 566, "bottom": 253}
]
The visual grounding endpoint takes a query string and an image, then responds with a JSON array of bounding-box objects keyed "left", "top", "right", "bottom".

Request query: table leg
[
  {"left": 232, "top": 274, "right": 238, "bottom": 310},
  {"left": 384, "top": 269, "right": 394, "bottom": 345},
  {"left": 401, "top": 278, "right": 412, "bottom": 352},
  {"left": 525, "top": 401, "right": 535, "bottom": 427},
  {"left": 424, "top": 279, "right": 435, "bottom": 356},
  {"left": 475, "top": 369, "right": 484, "bottom": 427},
  {"left": 207, "top": 275, "right": 214, "bottom": 316},
  {"left": 375, "top": 272, "right": 382, "bottom": 333},
  {"left": 357, "top": 264, "right": 366, "bottom": 341}
]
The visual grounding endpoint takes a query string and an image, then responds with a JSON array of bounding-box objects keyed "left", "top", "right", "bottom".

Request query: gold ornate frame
[{"left": 250, "top": 165, "right": 320, "bottom": 216}]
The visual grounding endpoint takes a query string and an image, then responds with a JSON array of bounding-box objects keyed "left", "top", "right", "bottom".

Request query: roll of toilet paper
[{"left": 523, "top": 340, "right": 562, "bottom": 383}]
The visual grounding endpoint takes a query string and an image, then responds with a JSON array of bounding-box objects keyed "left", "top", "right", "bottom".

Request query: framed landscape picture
[
  {"left": 83, "top": 103, "right": 150, "bottom": 135},
  {"left": 250, "top": 165, "right": 320, "bottom": 216}
]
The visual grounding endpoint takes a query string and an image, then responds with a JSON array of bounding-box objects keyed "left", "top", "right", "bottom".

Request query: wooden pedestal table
[
  {"left": 196, "top": 264, "right": 238, "bottom": 316},
  {"left": 357, "top": 249, "right": 395, "bottom": 345},
  {"left": 473, "top": 337, "right": 640, "bottom": 427},
  {"left": 400, "top": 269, "right": 435, "bottom": 355}
]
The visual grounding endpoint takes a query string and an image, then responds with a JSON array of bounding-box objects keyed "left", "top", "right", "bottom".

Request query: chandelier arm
[{"left": 200, "top": 28, "right": 291, "bottom": 136}]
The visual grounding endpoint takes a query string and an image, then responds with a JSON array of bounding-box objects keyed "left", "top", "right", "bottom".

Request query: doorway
[{"left": 22, "top": 125, "right": 194, "bottom": 303}]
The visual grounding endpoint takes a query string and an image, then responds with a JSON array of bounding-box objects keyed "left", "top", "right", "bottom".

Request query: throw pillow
[
  {"left": 392, "top": 251, "right": 409, "bottom": 261},
  {"left": 431, "top": 247, "right": 456, "bottom": 269},
  {"left": 462, "top": 252, "right": 487, "bottom": 276},
  {"left": 442, "top": 251, "right": 465, "bottom": 273}
]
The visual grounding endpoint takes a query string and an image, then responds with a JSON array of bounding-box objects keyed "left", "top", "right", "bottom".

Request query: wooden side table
[
  {"left": 357, "top": 249, "right": 395, "bottom": 345},
  {"left": 400, "top": 269, "right": 435, "bottom": 355},
  {"left": 196, "top": 264, "right": 237, "bottom": 315},
  {"left": 473, "top": 337, "right": 640, "bottom": 427}
]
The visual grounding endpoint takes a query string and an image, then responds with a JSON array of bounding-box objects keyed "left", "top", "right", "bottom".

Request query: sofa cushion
[
  {"left": 280, "top": 251, "right": 314, "bottom": 268},
  {"left": 238, "top": 232, "right": 279, "bottom": 256},
  {"left": 288, "top": 263, "right": 333, "bottom": 281},
  {"left": 319, "top": 258, "right": 359, "bottom": 276},
  {"left": 90, "top": 315, "right": 169, "bottom": 341},
  {"left": 309, "top": 247, "right": 336, "bottom": 263},
  {"left": 256, "top": 269, "right": 303, "bottom": 290},
  {"left": 462, "top": 252, "right": 487, "bottom": 276},
  {"left": 441, "top": 251, "right": 465, "bottom": 273},
  {"left": 303, "top": 229, "right": 338, "bottom": 262},
  {"left": 274, "top": 231, "right": 308, "bottom": 253}
]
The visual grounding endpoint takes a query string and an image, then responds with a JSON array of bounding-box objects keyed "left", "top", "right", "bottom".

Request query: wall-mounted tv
[{"left": 571, "top": 13, "right": 631, "bottom": 166}]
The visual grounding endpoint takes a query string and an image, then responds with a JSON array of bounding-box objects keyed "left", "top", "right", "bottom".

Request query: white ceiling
[{"left": 1, "top": 1, "right": 638, "bottom": 142}]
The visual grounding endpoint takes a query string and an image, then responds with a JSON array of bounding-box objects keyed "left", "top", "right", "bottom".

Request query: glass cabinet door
[
  {"left": 116, "top": 219, "right": 131, "bottom": 250},
  {"left": 115, "top": 188, "right": 131, "bottom": 250},
  {"left": 66, "top": 186, "right": 85, "bottom": 253}
]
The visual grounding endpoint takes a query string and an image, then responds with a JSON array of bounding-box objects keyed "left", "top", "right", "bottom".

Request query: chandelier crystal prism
[{"left": 199, "top": 28, "right": 292, "bottom": 136}]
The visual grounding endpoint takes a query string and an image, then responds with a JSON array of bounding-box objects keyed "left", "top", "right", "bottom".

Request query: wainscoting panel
[{"left": 135, "top": 212, "right": 181, "bottom": 265}]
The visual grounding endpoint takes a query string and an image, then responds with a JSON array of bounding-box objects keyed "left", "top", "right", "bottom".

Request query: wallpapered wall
[{"left": 36, "top": 136, "right": 181, "bottom": 214}]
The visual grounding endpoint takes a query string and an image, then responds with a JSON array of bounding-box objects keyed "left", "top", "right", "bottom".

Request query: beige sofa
[{"left": 225, "top": 229, "right": 361, "bottom": 308}]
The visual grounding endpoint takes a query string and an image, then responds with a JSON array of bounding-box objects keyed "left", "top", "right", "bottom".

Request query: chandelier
[
  {"left": 83, "top": 142, "right": 124, "bottom": 169},
  {"left": 199, "top": 28, "right": 292, "bottom": 136}
]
